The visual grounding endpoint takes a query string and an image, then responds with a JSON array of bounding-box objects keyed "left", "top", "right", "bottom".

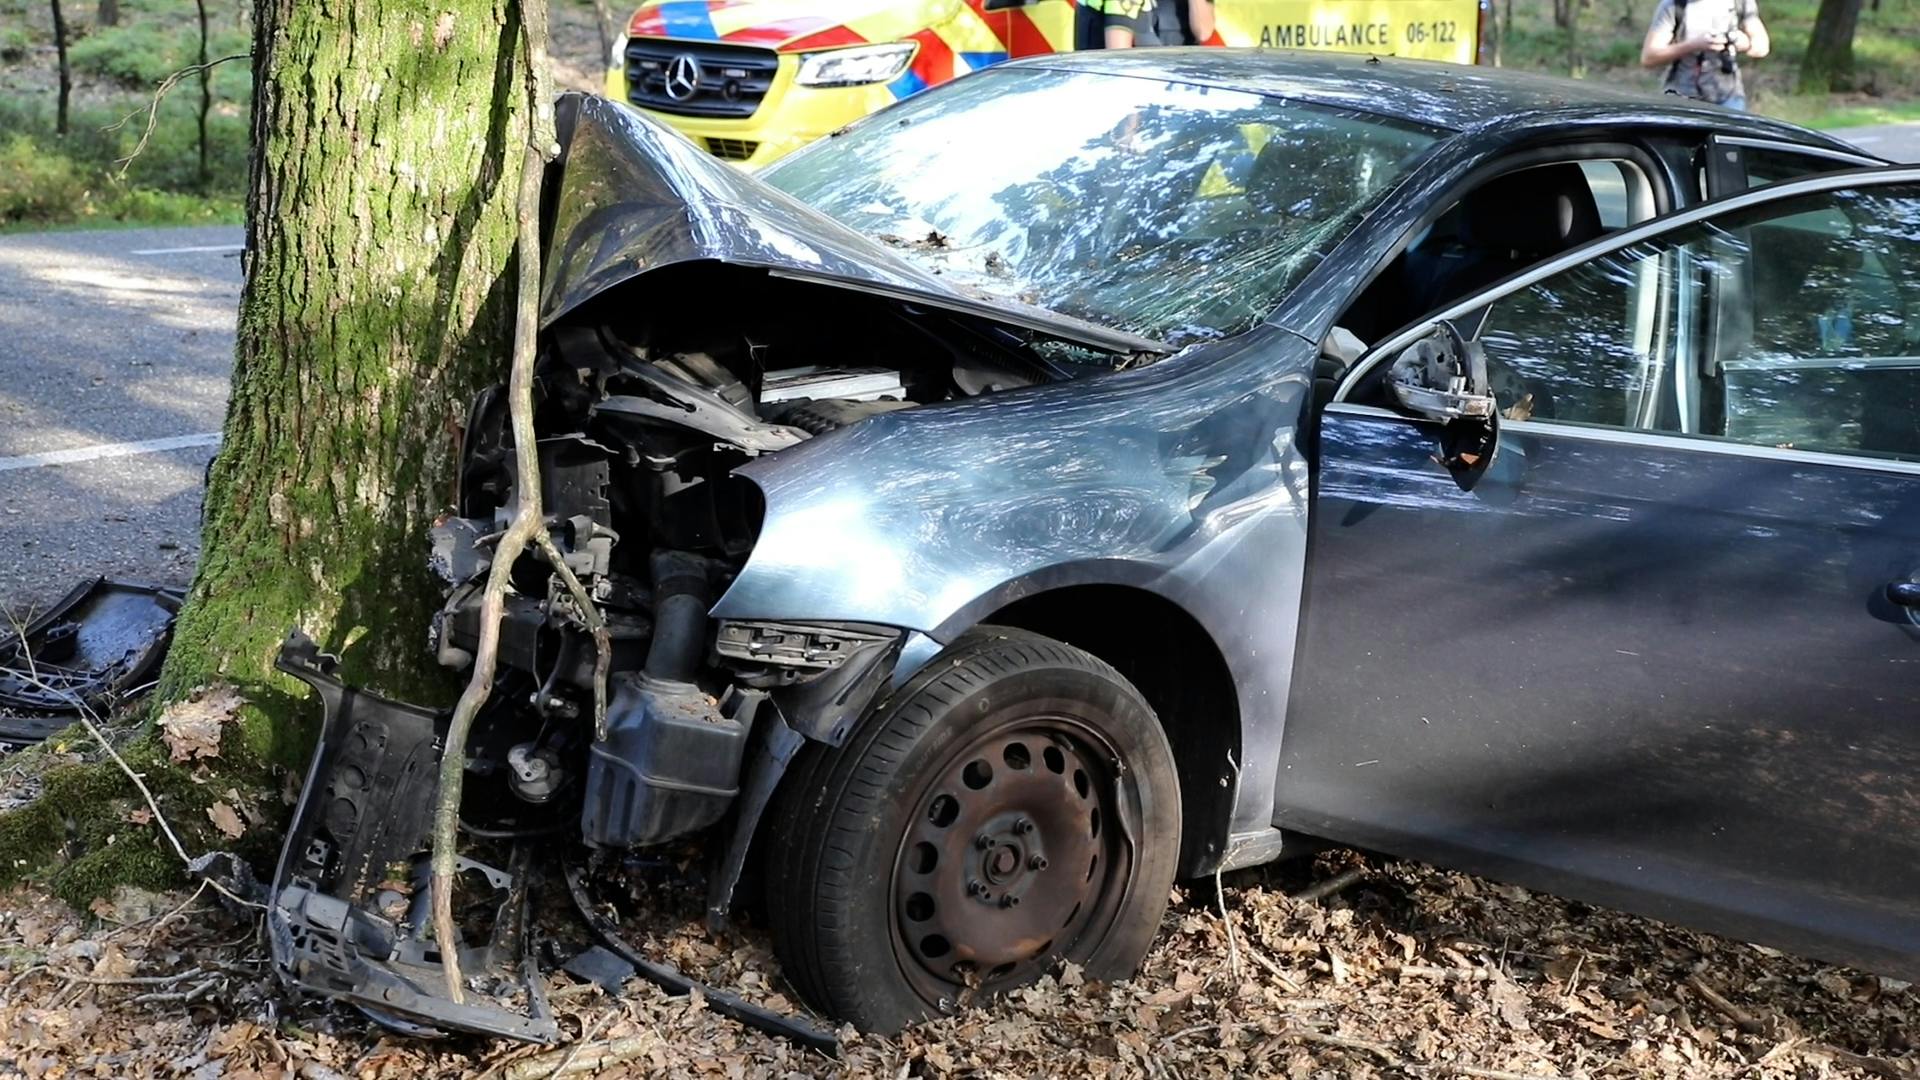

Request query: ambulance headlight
[{"left": 794, "top": 42, "right": 917, "bottom": 88}]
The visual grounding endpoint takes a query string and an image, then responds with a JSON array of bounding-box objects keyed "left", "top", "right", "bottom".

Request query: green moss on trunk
[{"left": 0, "top": 0, "right": 530, "bottom": 902}]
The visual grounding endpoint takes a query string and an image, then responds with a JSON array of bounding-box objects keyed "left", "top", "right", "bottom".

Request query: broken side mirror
[{"left": 1385, "top": 322, "right": 1501, "bottom": 489}]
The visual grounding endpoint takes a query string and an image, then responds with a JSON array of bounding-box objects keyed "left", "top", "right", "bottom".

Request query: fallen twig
[
  {"left": 1393, "top": 963, "right": 1498, "bottom": 983},
  {"left": 1276, "top": 1025, "right": 1571, "bottom": 1080},
  {"left": 545, "top": 1009, "right": 615, "bottom": 1080},
  {"left": 1214, "top": 749, "right": 1243, "bottom": 982},
  {"left": 429, "top": 0, "right": 558, "bottom": 1003},
  {"left": 1244, "top": 941, "right": 1303, "bottom": 993},
  {"left": 1802, "top": 1042, "right": 1920, "bottom": 1080},
  {"left": 126, "top": 974, "right": 222, "bottom": 1005},
  {"left": 54, "top": 966, "right": 210, "bottom": 986},
  {"left": 503, "top": 1031, "right": 661, "bottom": 1080},
  {"left": 1685, "top": 972, "right": 1763, "bottom": 1034},
  {"left": 1291, "top": 866, "right": 1365, "bottom": 904}
]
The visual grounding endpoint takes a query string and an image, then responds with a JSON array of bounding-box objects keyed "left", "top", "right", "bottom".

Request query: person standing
[
  {"left": 1075, "top": 0, "right": 1109, "bottom": 50},
  {"left": 1641, "top": 0, "right": 1771, "bottom": 110},
  {"left": 1154, "top": 0, "right": 1216, "bottom": 45},
  {"left": 1104, "top": 0, "right": 1215, "bottom": 47},
  {"left": 1103, "top": 0, "right": 1163, "bottom": 47}
]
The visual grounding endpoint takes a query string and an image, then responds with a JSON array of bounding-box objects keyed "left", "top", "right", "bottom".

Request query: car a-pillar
[{"left": 760, "top": 586, "right": 1239, "bottom": 1032}]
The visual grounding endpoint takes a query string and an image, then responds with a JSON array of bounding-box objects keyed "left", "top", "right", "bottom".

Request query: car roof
[{"left": 1008, "top": 49, "right": 1872, "bottom": 156}]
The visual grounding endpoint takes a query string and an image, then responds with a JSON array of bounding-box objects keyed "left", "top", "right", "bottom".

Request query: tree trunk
[
  {"left": 0, "top": 0, "right": 532, "bottom": 906},
  {"left": 50, "top": 0, "right": 71, "bottom": 136},
  {"left": 168, "top": 0, "right": 529, "bottom": 708},
  {"left": 97, "top": 0, "right": 119, "bottom": 27},
  {"left": 1801, "top": 0, "right": 1866, "bottom": 92},
  {"left": 592, "top": 0, "right": 614, "bottom": 62}
]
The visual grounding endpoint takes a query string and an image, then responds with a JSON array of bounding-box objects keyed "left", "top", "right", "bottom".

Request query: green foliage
[
  {"left": 0, "top": 93, "right": 246, "bottom": 228},
  {"left": 1495, "top": 0, "right": 1920, "bottom": 123},
  {"left": 0, "top": 0, "right": 252, "bottom": 228},
  {"left": 67, "top": 20, "right": 252, "bottom": 96},
  {"left": 0, "top": 25, "right": 29, "bottom": 61}
]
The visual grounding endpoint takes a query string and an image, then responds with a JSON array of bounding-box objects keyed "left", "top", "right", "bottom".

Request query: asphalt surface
[
  {"left": 0, "top": 120, "right": 1911, "bottom": 624},
  {"left": 0, "top": 225, "right": 242, "bottom": 622},
  {"left": 1839, "top": 122, "right": 1920, "bottom": 163}
]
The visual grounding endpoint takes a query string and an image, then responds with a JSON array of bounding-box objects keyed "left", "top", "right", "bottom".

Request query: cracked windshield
[{"left": 763, "top": 68, "right": 1438, "bottom": 345}]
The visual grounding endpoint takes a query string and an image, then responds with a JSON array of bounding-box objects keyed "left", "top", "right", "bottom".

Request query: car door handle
[{"left": 1889, "top": 581, "right": 1920, "bottom": 607}]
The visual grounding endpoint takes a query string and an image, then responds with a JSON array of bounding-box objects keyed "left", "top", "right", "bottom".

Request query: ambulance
[{"left": 604, "top": 0, "right": 1491, "bottom": 167}]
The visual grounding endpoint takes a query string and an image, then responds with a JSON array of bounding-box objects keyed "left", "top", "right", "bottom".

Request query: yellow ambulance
[{"left": 605, "top": 0, "right": 1490, "bottom": 167}]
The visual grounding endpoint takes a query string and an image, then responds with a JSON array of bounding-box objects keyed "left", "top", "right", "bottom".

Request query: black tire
[{"left": 766, "top": 626, "right": 1181, "bottom": 1033}]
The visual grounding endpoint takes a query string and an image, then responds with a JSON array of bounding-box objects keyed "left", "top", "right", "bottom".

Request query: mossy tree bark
[{"left": 0, "top": 0, "right": 532, "bottom": 905}]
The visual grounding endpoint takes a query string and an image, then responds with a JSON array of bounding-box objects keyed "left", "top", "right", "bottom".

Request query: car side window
[
  {"left": 1701, "top": 188, "right": 1920, "bottom": 460},
  {"left": 1464, "top": 184, "right": 1920, "bottom": 461},
  {"left": 1474, "top": 242, "right": 1677, "bottom": 429},
  {"left": 1740, "top": 146, "right": 1863, "bottom": 189}
]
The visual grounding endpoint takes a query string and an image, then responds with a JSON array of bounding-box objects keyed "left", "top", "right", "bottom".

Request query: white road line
[
  {"left": 0, "top": 433, "right": 222, "bottom": 472},
  {"left": 129, "top": 243, "right": 246, "bottom": 256}
]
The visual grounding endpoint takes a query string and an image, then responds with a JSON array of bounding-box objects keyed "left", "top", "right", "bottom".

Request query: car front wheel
[{"left": 767, "top": 626, "right": 1181, "bottom": 1033}]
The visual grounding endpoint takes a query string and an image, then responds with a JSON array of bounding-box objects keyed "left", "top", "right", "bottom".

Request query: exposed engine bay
[
  {"left": 434, "top": 266, "right": 1101, "bottom": 849},
  {"left": 266, "top": 251, "right": 1159, "bottom": 1043}
]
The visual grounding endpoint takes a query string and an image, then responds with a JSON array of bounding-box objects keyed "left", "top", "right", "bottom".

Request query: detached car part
[{"left": 0, "top": 578, "right": 183, "bottom": 744}]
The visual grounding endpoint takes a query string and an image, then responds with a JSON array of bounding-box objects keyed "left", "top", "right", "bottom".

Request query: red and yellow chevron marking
[{"left": 626, "top": 0, "right": 1069, "bottom": 60}]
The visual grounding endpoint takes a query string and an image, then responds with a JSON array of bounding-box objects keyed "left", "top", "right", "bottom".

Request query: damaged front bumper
[
  {"left": 266, "top": 615, "right": 906, "bottom": 1043},
  {"left": 269, "top": 631, "right": 557, "bottom": 1042}
]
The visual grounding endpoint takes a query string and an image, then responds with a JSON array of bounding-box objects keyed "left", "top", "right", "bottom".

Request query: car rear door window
[
  {"left": 1702, "top": 188, "right": 1920, "bottom": 460},
  {"left": 1464, "top": 184, "right": 1920, "bottom": 461}
]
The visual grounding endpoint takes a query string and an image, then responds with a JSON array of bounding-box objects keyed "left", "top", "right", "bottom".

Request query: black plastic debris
[
  {"left": 0, "top": 577, "right": 184, "bottom": 743},
  {"left": 561, "top": 944, "right": 636, "bottom": 994},
  {"left": 269, "top": 630, "right": 560, "bottom": 1044},
  {"left": 562, "top": 860, "right": 839, "bottom": 1056}
]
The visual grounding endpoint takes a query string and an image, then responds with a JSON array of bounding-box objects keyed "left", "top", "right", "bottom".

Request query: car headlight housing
[
  {"left": 609, "top": 33, "right": 627, "bottom": 70},
  {"left": 794, "top": 42, "right": 917, "bottom": 88}
]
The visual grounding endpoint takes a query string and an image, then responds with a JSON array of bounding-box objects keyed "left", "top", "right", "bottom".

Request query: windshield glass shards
[{"left": 763, "top": 68, "right": 1440, "bottom": 345}]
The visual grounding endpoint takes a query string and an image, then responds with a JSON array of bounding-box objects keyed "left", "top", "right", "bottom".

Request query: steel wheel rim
[{"left": 888, "top": 707, "right": 1134, "bottom": 1008}]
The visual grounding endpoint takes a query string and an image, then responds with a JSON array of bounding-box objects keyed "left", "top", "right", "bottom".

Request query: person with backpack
[{"left": 1641, "top": 0, "right": 1771, "bottom": 110}]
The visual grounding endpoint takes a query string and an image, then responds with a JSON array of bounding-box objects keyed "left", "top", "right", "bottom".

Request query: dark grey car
[{"left": 265, "top": 51, "right": 1919, "bottom": 1042}]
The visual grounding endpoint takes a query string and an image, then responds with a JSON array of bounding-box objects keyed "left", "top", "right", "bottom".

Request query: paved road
[
  {"left": 1841, "top": 123, "right": 1920, "bottom": 163},
  {"left": 0, "top": 225, "right": 242, "bottom": 621}
]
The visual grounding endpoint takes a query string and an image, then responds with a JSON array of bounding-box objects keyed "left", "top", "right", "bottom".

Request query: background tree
[
  {"left": 97, "top": 0, "right": 119, "bottom": 26},
  {"left": 0, "top": 0, "right": 534, "bottom": 903},
  {"left": 1801, "top": 0, "right": 1867, "bottom": 91},
  {"left": 49, "top": 0, "right": 71, "bottom": 135}
]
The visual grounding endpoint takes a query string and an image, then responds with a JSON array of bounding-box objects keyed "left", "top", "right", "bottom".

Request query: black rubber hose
[{"left": 644, "top": 550, "right": 709, "bottom": 683}]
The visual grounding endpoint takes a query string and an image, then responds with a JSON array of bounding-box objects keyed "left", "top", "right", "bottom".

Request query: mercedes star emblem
[{"left": 664, "top": 53, "right": 701, "bottom": 101}]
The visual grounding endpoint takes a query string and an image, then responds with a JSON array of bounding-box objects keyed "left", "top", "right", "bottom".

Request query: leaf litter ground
[{"left": 3, "top": 842, "right": 1915, "bottom": 1080}]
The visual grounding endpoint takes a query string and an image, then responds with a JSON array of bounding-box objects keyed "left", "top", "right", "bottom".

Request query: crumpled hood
[
  {"left": 539, "top": 93, "right": 1165, "bottom": 355},
  {"left": 626, "top": 0, "right": 959, "bottom": 50}
]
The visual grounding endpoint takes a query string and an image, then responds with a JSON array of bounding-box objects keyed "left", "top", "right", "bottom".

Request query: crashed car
[{"left": 270, "top": 50, "right": 1920, "bottom": 1041}]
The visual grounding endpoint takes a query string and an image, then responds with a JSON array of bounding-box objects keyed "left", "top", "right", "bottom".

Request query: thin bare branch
[
  {"left": 430, "top": 0, "right": 557, "bottom": 1003},
  {"left": 106, "top": 53, "right": 250, "bottom": 176}
]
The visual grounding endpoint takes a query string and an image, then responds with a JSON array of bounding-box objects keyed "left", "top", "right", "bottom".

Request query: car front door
[{"left": 1283, "top": 169, "right": 1920, "bottom": 980}]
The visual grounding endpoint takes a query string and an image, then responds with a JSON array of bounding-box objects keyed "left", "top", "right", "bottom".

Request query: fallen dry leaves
[
  {"left": 157, "top": 686, "right": 243, "bottom": 764},
  {"left": 0, "top": 849, "right": 1914, "bottom": 1080}
]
